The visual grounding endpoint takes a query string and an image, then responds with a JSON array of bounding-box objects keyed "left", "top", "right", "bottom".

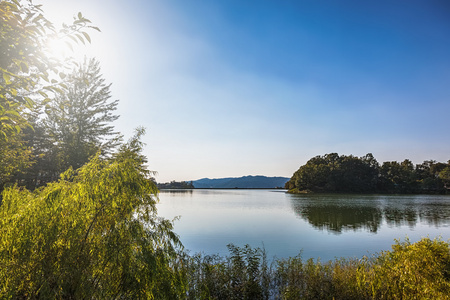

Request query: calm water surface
[{"left": 157, "top": 189, "right": 450, "bottom": 261}]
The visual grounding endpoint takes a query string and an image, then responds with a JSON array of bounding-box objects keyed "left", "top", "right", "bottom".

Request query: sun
[{"left": 45, "top": 35, "right": 74, "bottom": 63}]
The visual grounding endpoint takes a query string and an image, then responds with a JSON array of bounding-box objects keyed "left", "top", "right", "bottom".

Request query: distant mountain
[{"left": 192, "top": 176, "right": 289, "bottom": 189}]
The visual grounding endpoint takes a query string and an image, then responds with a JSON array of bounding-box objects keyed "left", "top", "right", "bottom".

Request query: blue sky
[{"left": 41, "top": 0, "right": 450, "bottom": 182}]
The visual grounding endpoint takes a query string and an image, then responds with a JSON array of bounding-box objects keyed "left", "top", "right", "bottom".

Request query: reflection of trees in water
[
  {"left": 296, "top": 204, "right": 382, "bottom": 233},
  {"left": 383, "top": 200, "right": 450, "bottom": 228},
  {"left": 289, "top": 195, "right": 450, "bottom": 234},
  {"left": 417, "top": 202, "right": 450, "bottom": 227},
  {"left": 384, "top": 207, "right": 417, "bottom": 228},
  {"left": 160, "top": 189, "right": 194, "bottom": 194}
]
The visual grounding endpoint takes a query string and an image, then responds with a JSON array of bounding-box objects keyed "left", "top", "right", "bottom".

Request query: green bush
[
  {"left": 0, "top": 131, "right": 186, "bottom": 299},
  {"left": 366, "top": 237, "right": 450, "bottom": 299},
  {"left": 185, "top": 238, "right": 450, "bottom": 300},
  {"left": 184, "top": 244, "right": 271, "bottom": 300}
]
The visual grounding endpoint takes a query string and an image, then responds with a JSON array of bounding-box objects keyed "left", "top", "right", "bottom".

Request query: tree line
[
  {"left": 286, "top": 153, "right": 450, "bottom": 194},
  {"left": 157, "top": 180, "right": 195, "bottom": 189}
]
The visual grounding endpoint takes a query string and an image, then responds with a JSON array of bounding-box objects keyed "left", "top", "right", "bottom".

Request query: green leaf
[
  {"left": 3, "top": 73, "right": 11, "bottom": 84},
  {"left": 82, "top": 32, "right": 91, "bottom": 43},
  {"left": 38, "top": 91, "right": 49, "bottom": 98},
  {"left": 24, "top": 97, "right": 34, "bottom": 107},
  {"left": 89, "top": 26, "right": 101, "bottom": 32},
  {"left": 0, "top": 131, "right": 7, "bottom": 140},
  {"left": 51, "top": 86, "right": 64, "bottom": 94},
  {"left": 5, "top": 110, "right": 20, "bottom": 117},
  {"left": 76, "top": 34, "right": 85, "bottom": 45},
  {"left": 41, "top": 74, "right": 50, "bottom": 82}
]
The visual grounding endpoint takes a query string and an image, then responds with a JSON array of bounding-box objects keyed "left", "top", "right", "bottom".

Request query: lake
[{"left": 156, "top": 189, "right": 450, "bottom": 261}]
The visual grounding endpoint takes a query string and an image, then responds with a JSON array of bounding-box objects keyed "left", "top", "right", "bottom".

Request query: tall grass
[{"left": 183, "top": 237, "right": 450, "bottom": 300}]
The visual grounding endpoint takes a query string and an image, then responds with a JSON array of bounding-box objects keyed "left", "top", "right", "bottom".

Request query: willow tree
[{"left": 0, "top": 129, "right": 187, "bottom": 299}]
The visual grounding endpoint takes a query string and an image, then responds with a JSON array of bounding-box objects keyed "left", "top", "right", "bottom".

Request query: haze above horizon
[{"left": 40, "top": 0, "right": 450, "bottom": 182}]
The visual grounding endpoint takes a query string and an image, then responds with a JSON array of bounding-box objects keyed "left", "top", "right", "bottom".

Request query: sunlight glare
[{"left": 45, "top": 36, "right": 73, "bottom": 62}]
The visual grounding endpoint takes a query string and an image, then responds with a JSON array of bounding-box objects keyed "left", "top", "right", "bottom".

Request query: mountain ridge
[{"left": 192, "top": 175, "right": 289, "bottom": 189}]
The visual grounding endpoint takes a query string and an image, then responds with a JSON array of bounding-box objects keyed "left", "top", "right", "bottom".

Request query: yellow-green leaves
[
  {"left": 2, "top": 73, "right": 11, "bottom": 85},
  {"left": 0, "top": 132, "right": 184, "bottom": 299}
]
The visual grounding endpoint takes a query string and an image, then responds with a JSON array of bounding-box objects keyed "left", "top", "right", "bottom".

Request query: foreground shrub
[
  {"left": 365, "top": 237, "right": 450, "bottom": 299},
  {"left": 186, "top": 238, "right": 450, "bottom": 300},
  {"left": 184, "top": 244, "right": 271, "bottom": 299},
  {"left": 0, "top": 130, "right": 186, "bottom": 299}
]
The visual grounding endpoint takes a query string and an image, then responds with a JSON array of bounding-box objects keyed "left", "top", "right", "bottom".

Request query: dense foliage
[
  {"left": 286, "top": 153, "right": 450, "bottom": 194},
  {"left": 0, "top": 0, "right": 96, "bottom": 141},
  {"left": 20, "top": 57, "right": 120, "bottom": 188},
  {"left": 0, "top": 0, "right": 116, "bottom": 192},
  {"left": 0, "top": 3, "right": 188, "bottom": 297},
  {"left": 183, "top": 237, "right": 450, "bottom": 300},
  {"left": 0, "top": 130, "right": 186, "bottom": 299}
]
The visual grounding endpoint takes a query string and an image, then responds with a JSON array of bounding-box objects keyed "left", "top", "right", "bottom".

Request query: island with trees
[{"left": 286, "top": 153, "right": 450, "bottom": 194}]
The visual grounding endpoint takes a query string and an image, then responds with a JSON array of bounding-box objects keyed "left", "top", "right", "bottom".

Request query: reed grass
[{"left": 183, "top": 237, "right": 450, "bottom": 300}]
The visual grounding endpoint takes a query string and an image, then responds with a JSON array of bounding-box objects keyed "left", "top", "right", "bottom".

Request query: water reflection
[
  {"left": 160, "top": 189, "right": 194, "bottom": 194},
  {"left": 289, "top": 194, "right": 450, "bottom": 234}
]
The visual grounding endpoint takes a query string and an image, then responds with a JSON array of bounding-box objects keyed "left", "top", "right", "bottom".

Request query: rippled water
[{"left": 157, "top": 189, "right": 450, "bottom": 260}]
